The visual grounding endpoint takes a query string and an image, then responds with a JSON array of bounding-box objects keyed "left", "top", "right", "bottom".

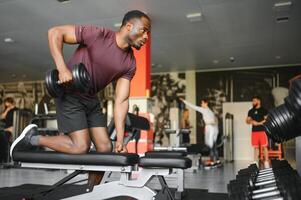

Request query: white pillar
[{"left": 185, "top": 71, "right": 196, "bottom": 144}]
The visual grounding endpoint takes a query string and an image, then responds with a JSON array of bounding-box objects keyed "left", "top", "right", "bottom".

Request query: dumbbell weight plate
[
  {"left": 264, "top": 123, "right": 279, "bottom": 142},
  {"left": 273, "top": 105, "right": 292, "bottom": 140},
  {"left": 283, "top": 104, "right": 301, "bottom": 140},
  {"left": 285, "top": 94, "right": 301, "bottom": 115},
  {"left": 72, "top": 63, "right": 91, "bottom": 93},
  {"left": 266, "top": 108, "right": 283, "bottom": 142},
  {"left": 290, "top": 78, "right": 301, "bottom": 104},
  {"left": 45, "top": 69, "right": 64, "bottom": 98},
  {"left": 266, "top": 105, "right": 296, "bottom": 142},
  {"left": 263, "top": 114, "right": 275, "bottom": 139},
  {"left": 271, "top": 107, "right": 286, "bottom": 140},
  {"left": 292, "top": 91, "right": 301, "bottom": 112},
  {"left": 279, "top": 105, "right": 300, "bottom": 140}
]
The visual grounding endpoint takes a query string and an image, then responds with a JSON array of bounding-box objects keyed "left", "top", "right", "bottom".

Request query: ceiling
[{"left": 0, "top": 0, "right": 300, "bottom": 82}]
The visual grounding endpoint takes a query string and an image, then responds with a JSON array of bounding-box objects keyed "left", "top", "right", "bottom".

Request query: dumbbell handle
[
  {"left": 259, "top": 168, "right": 273, "bottom": 172},
  {"left": 252, "top": 190, "right": 281, "bottom": 199},
  {"left": 257, "top": 174, "right": 274, "bottom": 181},
  {"left": 254, "top": 179, "right": 276, "bottom": 187},
  {"left": 257, "top": 172, "right": 274, "bottom": 178},
  {"left": 252, "top": 186, "right": 278, "bottom": 194},
  {"left": 258, "top": 170, "right": 273, "bottom": 176},
  {"left": 256, "top": 176, "right": 275, "bottom": 183}
]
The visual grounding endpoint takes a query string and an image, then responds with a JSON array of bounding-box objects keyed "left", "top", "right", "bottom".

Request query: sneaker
[
  {"left": 214, "top": 160, "right": 222, "bottom": 167},
  {"left": 204, "top": 160, "right": 215, "bottom": 166},
  {"left": 10, "top": 124, "right": 38, "bottom": 158},
  {"left": 203, "top": 160, "right": 215, "bottom": 170}
]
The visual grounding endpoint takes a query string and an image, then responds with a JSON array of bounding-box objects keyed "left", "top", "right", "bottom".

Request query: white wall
[
  {"left": 185, "top": 71, "right": 196, "bottom": 144},
  {"left": 223, "top": 102, "right": 254, "bottom": 161}
]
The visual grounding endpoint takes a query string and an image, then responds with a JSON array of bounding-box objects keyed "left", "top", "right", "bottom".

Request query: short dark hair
[
  {"left": 4, "top": 97, "right": 14, "bottom": 104},
  {"left": 252, "top": 95, "right": 261, "bottom": 101},
  {"left": 200, "top": 98, "right": 209, "bottom": 104},
  {"left": 121, "top": 10, "right": 150, "bottom": 27}
]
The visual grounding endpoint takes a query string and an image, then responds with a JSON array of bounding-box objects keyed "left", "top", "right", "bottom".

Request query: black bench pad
[
  {"left": 13, "top": 151, "right": 139, "bottom": 166},
  {"left": 145, "top": 151, "right": 187, "bottom": 157},
  {"left": 139, "top": 157, "right": 192, "bottom": 169}
]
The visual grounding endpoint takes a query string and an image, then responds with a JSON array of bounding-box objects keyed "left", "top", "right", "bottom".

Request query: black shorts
[{"left": 55, "top": 93, "right": 107, "bottom": 134}]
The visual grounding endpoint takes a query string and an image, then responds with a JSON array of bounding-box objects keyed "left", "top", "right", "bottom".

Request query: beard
[
  {"left": 132, "top": 43, "right": 141, "bottom": 50},
  {"left": 253, "top": 103, "right": 258, "bottom": 108},
  {"left": 126, "top": 32, "right": 142, "bottom": 50}
]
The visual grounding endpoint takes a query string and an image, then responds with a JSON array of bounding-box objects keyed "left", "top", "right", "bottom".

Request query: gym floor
[{"left": 0, "top": 160, "right": 252, "bottom": 198}]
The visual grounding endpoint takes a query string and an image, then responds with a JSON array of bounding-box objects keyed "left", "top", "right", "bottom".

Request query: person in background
[
  {"left": 180, "top": 98, "right": 220, "bottom": 168},
  {"left": 181, "top": 108, "right": 191, "bottom": 146},
  {"left": 246, "top": 96, "right": 269, "bottom": 168},
  {"left": 0, "top": 97, "right": 18, "bottom": 163}
]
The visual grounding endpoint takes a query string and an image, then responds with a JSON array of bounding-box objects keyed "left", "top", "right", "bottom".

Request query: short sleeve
[
  {"left": 247, "top": 110, "right": 252, "bottom": 117},
  {"left": 75, "top": 25, "right": 104, "bottom": 47},
  {"left": 122, "top": 58, "right": 136, "bottom": 81}
]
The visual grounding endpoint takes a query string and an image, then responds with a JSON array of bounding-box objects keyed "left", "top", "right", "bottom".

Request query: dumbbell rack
[
  {"left": 227, "top": 160, "right": 301, "bottom": 200},
  {"left": 264, "top": 77, "right": 301, "bottom": 142}
]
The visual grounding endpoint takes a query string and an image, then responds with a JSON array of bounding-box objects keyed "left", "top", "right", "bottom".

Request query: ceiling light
[
  {"left": 276, "top": 16, "right": 290, "bottom": 23},
  {"left": 274, "top": 1, "right": 292, "bottom": 11},
  {"left": 4, "top": 37, "right": 14, "bottom": 43},
  {"left": 213, "top": 60, "right": 219, "bottom": 64},
  {"left": 57, "top": 0, "right": 71, "bottom": 3},
  {"left": 114, "top": 23, "right": 122, "bottom": 28},
  {"left": 275, "top": 56, "right": 281, "bottom": 59},
  {"left": 186, "top": 12, "right": 202, "bottom": 22}
]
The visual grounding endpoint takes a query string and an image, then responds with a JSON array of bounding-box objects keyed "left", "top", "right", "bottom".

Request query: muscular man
[
  {"left": 246, "top": 96, "right": 269, "bottom": 168},
  {"left": 180, "top": 98, "right": 220, "bottom": 167},
  {"left": 0, "top": 97, "right": 18, "bottom": 162},
  {"left": 11, "top": 10, "right": 151, "bottom": 183}
]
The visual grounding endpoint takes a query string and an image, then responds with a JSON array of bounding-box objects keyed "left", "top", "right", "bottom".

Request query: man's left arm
[
  {"left": 114, "top": 77, "right": 131, "bottom": 153},
  {"left": 255, "top": 109, "right": 269, "bottom": 125},
  {"left": 260, "top": 109, "right": 269, "bottom": 125}
]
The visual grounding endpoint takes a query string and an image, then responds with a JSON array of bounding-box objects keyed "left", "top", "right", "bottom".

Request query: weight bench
[
  {"left": 144, "top": 151, "right": 189, "bottom": 199},
  {"left": 153, "top": 145, "right": 203, "bottom": 172},
  {"left": 12, "top": 150, "right": 191, "bottom": 200}
]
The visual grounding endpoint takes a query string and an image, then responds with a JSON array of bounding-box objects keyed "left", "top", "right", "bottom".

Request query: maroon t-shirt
[{"left": 67, "top": 25, "right": 136, "bottom": 96}]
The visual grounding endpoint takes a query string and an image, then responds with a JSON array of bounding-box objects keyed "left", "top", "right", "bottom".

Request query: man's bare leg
[
  {"left": 38, "top": 129, "right": 91, "bottom": 154},
  {"left": 254, "top": 147, "right": 259, "bottom": 164},
  {"left": 263, "top": 146, "right": 270, "bottom": 168},
  {"left": 88, "top": 127, "right": 112, "bottom": 185}
]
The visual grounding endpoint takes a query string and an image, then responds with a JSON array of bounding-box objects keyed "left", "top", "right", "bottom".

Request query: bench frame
[{"left": 20, "top": 162, "right": 177, "bottom": 200}]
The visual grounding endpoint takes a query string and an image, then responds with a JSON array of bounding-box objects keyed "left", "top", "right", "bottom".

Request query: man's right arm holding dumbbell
[{"left": 48, "top": 25, "right": 75, "bottom": 84}]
